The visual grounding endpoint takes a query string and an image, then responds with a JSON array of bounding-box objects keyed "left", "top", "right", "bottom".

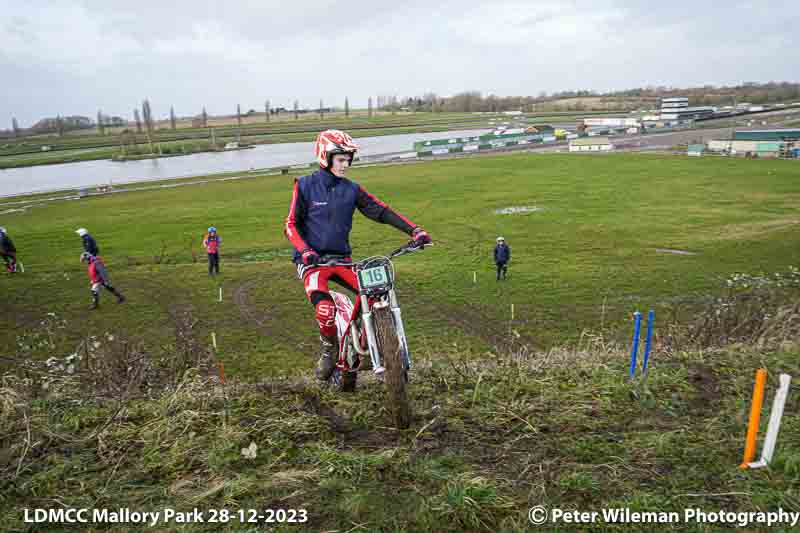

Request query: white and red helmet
[{"left": 314, "top": 129, "right": 359, "bottom": 168}]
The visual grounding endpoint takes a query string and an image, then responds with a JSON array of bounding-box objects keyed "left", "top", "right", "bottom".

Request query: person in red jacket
[
  {"left": 203, "top": 226, "right": 221, "bottom": 276},
  {"left": 81, "top": 252, "right": 125, "bottom": 309}
]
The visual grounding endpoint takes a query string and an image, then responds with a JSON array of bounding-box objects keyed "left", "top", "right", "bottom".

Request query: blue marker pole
[
  {"left": 642, "top": 309, "right": 655, "bottom": 375},
  {"left": 629, "top": 311, "right": 642, "bottom": 378}
]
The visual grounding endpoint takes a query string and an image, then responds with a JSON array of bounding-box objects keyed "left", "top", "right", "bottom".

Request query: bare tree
[
  {"left": 170, "top": 106, "right": 176, "bottom": 130},
  {"left": 368, "top": 97, "right": 373, "bottom": 119},
  {"left": 293, "top": 100, "right": 299, "bottom": 120},
  {"left": 319, "top": 99, "right": 324, "bottom": 120},
  {"left": 12, "top": 117, "right": 20, "bottom": 138},
  {"left": 265, "top": 100, "right": 270, "bottom": 122},
  {"left": 236, "top": 104, "right": 242, "bottom": 143},
  {"left": 142, "top": 99, "right": 155, "bottom": 153},
  {"left": 345, "top": 97, "right": 350, "bottom": 117},
  {"left": 142, "top": 99, "right": 154, "bottom": 135},
  {"left": 201, "top": 107, "right": 208, "bottom": 128},
  {"left": 97, "top": 110, "right": 105, "bottom": 135},
  {"left": 56, "top": 115, "right": 64, "bottom": 136},
  {"left": 133, "top": 109, "right": 143, "bottom": 133}
]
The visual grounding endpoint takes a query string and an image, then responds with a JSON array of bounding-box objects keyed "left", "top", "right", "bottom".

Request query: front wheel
[{"left": 373, "top": 306, "right": 411, "bottom": 429}]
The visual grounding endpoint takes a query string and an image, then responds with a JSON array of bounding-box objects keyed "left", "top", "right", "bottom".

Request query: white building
[
  {"left": 660, "top": 97, "right": 714, "bottom": 121},
  {"left": 569, "top": 137, "right": 612, "bottom": 152}
]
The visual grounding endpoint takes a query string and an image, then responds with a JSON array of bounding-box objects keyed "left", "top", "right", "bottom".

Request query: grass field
[
  {"left": 3, "top": 152, "right": 800, "bottom": 531},
  {"left": 3, "top": 152, "right": 800, "bottom": 372}
]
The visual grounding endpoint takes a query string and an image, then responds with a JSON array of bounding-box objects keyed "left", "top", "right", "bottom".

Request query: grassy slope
[
  {"left": 2, "top": 342, "right": 799, "bottom": 532},
  {"left": 3, "top": 152, "right": 800, "bottom": 531}
]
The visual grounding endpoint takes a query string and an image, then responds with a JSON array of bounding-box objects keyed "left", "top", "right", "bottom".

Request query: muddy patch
[
  {"left": 494, "top": 206, "right": 544, "bottom": 215},
  {"left": 687, "top": 363, "right": 722, "bottom": 411}
]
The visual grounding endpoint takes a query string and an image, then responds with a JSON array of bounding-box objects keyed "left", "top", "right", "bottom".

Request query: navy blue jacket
[
  {"left": 285, "top": 169, "right": 417, "bottom": 262},
  {"left": 82, "top": 234, "right": 99, "bottom": 256},
  {"left": 0, "top": 233, "right": 15, "bottom": 254},
  {"left": 494, "top": 244, "right": 511, "bottom": 263}
]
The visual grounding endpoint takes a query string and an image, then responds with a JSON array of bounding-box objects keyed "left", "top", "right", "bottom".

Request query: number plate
[{"left": 358, "top": 265, "right": 389, "bottom": 289}]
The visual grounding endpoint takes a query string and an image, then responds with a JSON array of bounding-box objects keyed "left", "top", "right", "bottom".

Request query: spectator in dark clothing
[
  {"left": 76, "top": 228, "right": 99, "bottom": 256},
  {"left": 0, "top": 227, "right": 17, "bottom": 273},
  {"left": 494, "top": 236, "right": 511, "bottom": 281}
]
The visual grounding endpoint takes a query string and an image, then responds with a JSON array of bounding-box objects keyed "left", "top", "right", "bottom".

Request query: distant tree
[
  {"left": 368, "top": 97, "right": 373, "bottom": 118},
  {"left": 170, "top": 106, "right": 176, "bottom": 130},
  {"left": 345, "top": 97, "right": 350, "bottom": 117},
  {"left": 201, "top": 107, "right": 208, "bottom": 128},
  {"left": 12, "top": 117, "right": 20, "bottom": 138},
  {"left": 97, "top": 110, "right": 105, "bottom": 135},
  {"left": 265, "top": 100, "right": 270, "bottom": 122},
  {"left": 142, "top": 99, "right": 154, "bottom": 135},
  {"left": 133, "top": 109, "right": 143, "bottom": 133},
  {"left": 293, "top": 100, "right": 299, "bottom": 120},
  {"left": 319, "top": 99, "right": 324, "bottom": 120},
  {"left": 141, "top": 99, "right": 155, "bottom": 153},
  {"left": 236, "top": 104, "right": 242, "bottom": 127},
  {"left": 56, "top": 115, "right": 64, "bottom": 136}
]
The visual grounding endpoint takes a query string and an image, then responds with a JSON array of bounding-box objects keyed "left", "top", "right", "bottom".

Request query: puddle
[
  {"left": 494, "top": 206, "right": 544, "bottom": 215},
  {"left": 655, "top": 248, "right": 697, "bottom": 256}
]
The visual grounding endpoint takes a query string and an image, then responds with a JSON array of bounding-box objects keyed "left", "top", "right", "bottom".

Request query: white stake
[
  {"left": 18, "top": 262, "right": 24, "bottom": 273},
  {"left": 218, "top": 287, "right": 222, "bottom": 302},
  {"left": 749, "top": 373, "right": 792, "bottom": 468},
  {"left": 473, "top": 271, "right": 477, "bottom": 284},
  {"left": 211, "top": 332, "right": 218, "bottom": 350},
  {"left": 511, "top": 303, "right": 515, "bottom": 321}
]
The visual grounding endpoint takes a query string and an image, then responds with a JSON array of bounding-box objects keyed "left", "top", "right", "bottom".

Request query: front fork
[{"left": 360, "top": 289, "right": 412, "bottom": 375}]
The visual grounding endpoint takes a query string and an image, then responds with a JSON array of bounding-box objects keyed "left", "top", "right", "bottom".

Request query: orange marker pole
[
  {"left": 218, "top": 361, "right": 226, "bottom": 385},
  {"left": 740, "top": 368, "right": 767, "bottom": 468}
]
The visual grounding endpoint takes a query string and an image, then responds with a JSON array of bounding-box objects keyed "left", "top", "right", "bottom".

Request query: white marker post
[
  {"left": 473, "top": 271, "right": 477, "bottom": 284},
  {"left": 511, "top": 303, "right": 515, "bottom": 321},
  {"left": 748, "top": 373, "right": 792, "bottom": 468},
  {"left": 218, "top": 287, "right": 222, "bottom": 302},
  {"left": 18, "top": 262, "right": 24, "bottom": 273},
  {"left": 211, "top": 332, "right": 218, "bottom": 350}
]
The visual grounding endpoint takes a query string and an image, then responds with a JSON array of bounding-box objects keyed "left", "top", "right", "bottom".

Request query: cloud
[{"left": 0, "top": 0, "right": 797, "bottom": 126}]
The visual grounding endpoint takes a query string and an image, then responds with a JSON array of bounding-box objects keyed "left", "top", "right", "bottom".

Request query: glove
[
  {"left": 411, "top": 227, "right": 432, "bottom": 245},
  {"left": 301, "top": 249, "right": 320, "bottom": 266}
]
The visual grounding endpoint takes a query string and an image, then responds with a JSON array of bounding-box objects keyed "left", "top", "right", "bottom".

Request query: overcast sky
[{"left": 2, "top": 0, "right": 798, "bottom": 126}]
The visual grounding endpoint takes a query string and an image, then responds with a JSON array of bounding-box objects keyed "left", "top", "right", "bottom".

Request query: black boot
[
  {"left": 315, "top": 334, "right": 338, "bottom": 381},
  {"left": 107, "top": 286, "right": 125, "bottom": 303},
  {"left": 91, "top": 292, "right": 99, "bottom": 310}
]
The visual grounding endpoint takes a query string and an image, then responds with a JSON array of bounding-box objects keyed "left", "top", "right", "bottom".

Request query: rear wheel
[{"left": 373, "top": 306, "right": 411, "bottom": 429}]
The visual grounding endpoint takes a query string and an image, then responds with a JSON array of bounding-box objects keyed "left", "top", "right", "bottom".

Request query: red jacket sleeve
[
  {"left": 284, "top": 179, "right": 311, "bottom": 253},
  {"left": 356, "top": 186, "right": 417, "bottom": 234}
]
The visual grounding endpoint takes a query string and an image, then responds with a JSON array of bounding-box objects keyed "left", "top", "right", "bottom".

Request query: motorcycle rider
[{"left": 284, "top": 129, "right": 431, "bottom": 380}]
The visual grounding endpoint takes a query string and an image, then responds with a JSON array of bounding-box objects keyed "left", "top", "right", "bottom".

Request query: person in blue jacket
[
  {"left": 494, "top": 236, "right": 511, "bottom": 281},
  {"left": 284, "top": 129, "right": 431, "bottom": 380}
]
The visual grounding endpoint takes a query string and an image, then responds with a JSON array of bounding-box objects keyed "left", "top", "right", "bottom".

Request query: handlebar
[{"left": 317, "top": 241, "right": 429, "bottom": 267}]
